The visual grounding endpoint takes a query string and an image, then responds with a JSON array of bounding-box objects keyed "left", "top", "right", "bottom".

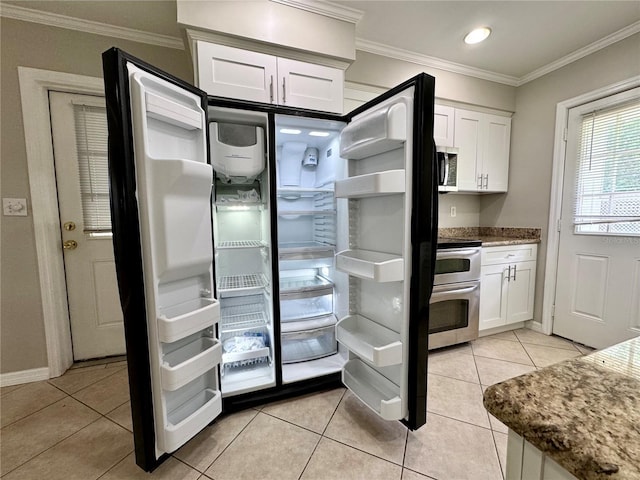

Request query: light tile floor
[{"left": 0, "top": 329, "right": 592, "bottom": 480}]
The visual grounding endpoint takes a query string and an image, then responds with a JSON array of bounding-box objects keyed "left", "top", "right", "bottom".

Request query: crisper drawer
[
  {"left": 280, "top": 289, "right": 333, "bottom": 322},
  {"left": 281, "top": 315, "right": 337, "bottom": 364}
]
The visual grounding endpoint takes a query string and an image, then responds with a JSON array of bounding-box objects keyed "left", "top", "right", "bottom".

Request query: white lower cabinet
[
  {"left": 479, "top": 244, "right": 537, "bottom": 331},
  {"left": 506, "top": 430, "right": 579, "bottom": 480}
]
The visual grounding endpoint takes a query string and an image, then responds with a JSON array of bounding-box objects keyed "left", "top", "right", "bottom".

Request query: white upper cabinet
[
  {"left": 454, "top": 109, "right": 511, "bottom": 192},
  {"left": 196, "top": 42, "right": 344, "bottom": 113},
  {"left": 433, "top": 105, "right": 455, "bottom": 147},
  {"left": 197, "top": 42, "right": 277, "bottom": 104}
]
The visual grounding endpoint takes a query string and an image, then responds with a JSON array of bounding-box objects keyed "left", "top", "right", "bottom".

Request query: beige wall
[
  {"left": 345, "top": 50, "right": 519, "bottom": 230},
  {"left": 346, "top": 50, "right": 517, "bottom": 112},
  {"left": 0, "top": 17, "right": 192, "bottom": 374},
  {"left": 480, "top": 32, "right": 640, "bottom": 325}
]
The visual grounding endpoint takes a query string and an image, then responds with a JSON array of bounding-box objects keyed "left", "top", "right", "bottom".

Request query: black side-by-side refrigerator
[{"left": 102, "top": 47, "right": 438, "bottom": 472}]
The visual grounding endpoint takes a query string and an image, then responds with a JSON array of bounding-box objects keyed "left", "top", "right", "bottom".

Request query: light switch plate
[{"left": 3, "top": 198, "right": 28, "bottom": 216}]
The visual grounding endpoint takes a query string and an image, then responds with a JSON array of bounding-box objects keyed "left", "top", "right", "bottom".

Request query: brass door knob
[{"left": 63, "top": 240, "right": 78, "bottom": 250}]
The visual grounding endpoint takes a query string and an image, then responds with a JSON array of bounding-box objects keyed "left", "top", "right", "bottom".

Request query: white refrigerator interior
[
  {"left": 208, "top": 107, "right": 277, "bottom": 397},
  {"left": 127, "top": 63, "right": 222, "bottom": 456},
  {"left": 274, "top": 115, "right": 350, "bottom": 384}
]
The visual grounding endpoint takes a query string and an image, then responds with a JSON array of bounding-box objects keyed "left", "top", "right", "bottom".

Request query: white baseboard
[
  {"left": 478, "top": 322, "right": 526, "bottom": 337},
  {"left": 525, "top": 320, "right": 546, "bottom": 334},
  {"left": 0, "top": 367, "right": 50, "bottom": 387}
]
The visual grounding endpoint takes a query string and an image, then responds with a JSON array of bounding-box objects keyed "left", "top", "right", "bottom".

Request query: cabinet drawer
[{"left": 482, "top": 244, "right": 537, "bottom": 266}]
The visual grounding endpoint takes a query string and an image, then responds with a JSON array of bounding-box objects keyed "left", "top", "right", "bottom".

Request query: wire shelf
[
  {"left": 221, "top": 311, "right": 268, "bottom": 332},
  {"left": 218, "top": 273, "right": 267, "bottom": 293},
  {"left": 217, "top": 240, "right": 266, "bottom": 249}
]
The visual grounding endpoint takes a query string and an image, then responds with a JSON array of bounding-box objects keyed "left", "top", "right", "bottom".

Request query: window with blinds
[
  {"left": 574, "top": 98, "right": 640, "bottom": 236},
  {"left": 74, "top": 103, "right": 112, "bottom": 234}
]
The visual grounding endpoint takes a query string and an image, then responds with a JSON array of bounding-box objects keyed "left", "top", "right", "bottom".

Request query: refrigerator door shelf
[
  {"left": 217, "top": 274, "right": 268, "bottom": 297},
  {"left": 336, "top": 250, "right": 404, "bottom": 282},
  {"left": 161, "top": 337, "right": 222, "bottom": 391},
  {"left": 158, "top": 298, "right": 220, "bottom": 344},
  {"left": 335, "top": 169, "right": 406, "bottom": 199},
  {"left": 342, "top": 359, "right": 403, "bottom": 421},
  {"left": 163, "top": 388, "right": 222, "bottom": 452},
  {"left": 339, "top": 101, "right": 408, "bottom": 160},
  {"left": 336, "top": 315, "right": 402, "bottom": 367}
]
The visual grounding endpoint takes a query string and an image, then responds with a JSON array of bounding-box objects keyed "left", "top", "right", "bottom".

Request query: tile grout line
[
  {"left": 0, "top": 416, "right": 106, "bottom": 477},
  {"left": 174, "top": 408, "right": 262, "bottom": 474},
  {"left": 94, "top": 448, "right": 134, "bottom": 479}
]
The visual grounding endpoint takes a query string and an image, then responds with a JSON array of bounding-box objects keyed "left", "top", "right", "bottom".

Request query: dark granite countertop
[
  {"left": 438, "top": 227, "right": 541, "bottom": 247},
  {"left": 484, "top": 337, "right": 640, "bottom": 480}
]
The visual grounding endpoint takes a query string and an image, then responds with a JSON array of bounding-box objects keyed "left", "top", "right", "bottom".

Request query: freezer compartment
[
  {"left": 336, "top": 249, "right": 404, "bottom": 282},
  {"left": 335, "top": 169, "right": 405, "bottom": 198},
  {"left": 161, "top": 332, "right": 222, "bottom": 391},
  {"left": 342, "top": 359, "right": 402, "bottom": 421},
  {"left": 163, "top": 384, "right": 222, "bottom": 452},
  {"left": 336, "top": 315, "right": 402, "bottom": 367},
  {"left": 217, "top": 273, "right": 268, "bottom": 298},
  {"left": 280, "top": 290, "right": 333, "bottom": 322},
  {"left": 339, "top": 102, "right": 407, "bottom": 160},
  {"left": 281, "top": 315, "right": 338, "bottom": 364},
  {"left": 157, "top": 297, "right": 220, "bottom": 344}
]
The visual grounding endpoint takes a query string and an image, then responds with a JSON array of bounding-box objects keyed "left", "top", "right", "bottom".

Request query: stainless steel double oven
[{"left": 428, "top": 238, "right": 481, "bottom": 349}]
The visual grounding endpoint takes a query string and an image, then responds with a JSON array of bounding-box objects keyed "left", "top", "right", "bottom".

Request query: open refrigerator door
[{"left": 103, "top": 49, "right": 223, "bottom": 471}]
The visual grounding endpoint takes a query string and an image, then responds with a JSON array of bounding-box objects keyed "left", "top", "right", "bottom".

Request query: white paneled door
[
  {"left": 553, "top": 88, "right": 640, "bottom": 349},
  {"left": 49, "top": 92, "right": 125, "bottom": 360}
]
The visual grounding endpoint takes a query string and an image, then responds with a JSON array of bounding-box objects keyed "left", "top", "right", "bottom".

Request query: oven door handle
[
  {"left": 431, "top": 283, "right": 479, "bottom": 302},
  {"left": 436, "top": 248, "right": 480, "bottom": 259}
]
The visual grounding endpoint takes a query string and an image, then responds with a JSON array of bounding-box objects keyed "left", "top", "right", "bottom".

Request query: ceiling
[{"left": 2, "top": 0, "right": 639, "bottom": 84}]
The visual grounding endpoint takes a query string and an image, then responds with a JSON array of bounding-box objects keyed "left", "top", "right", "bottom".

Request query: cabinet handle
[
  {"left": 483, "top": 174, "right": 489, "bottom": 189},
  {"left": 477, "top": 174, "right": 483, "bottom": 189},
  {"left": 506, "top": 265, "right": 511, "bottom": 282},
  {"left": 269, "top": 75, "right": 274, "bottom": 103},
  {"left": 282, "top": 77, "right": 286, "bottom": 103},
  {"left": 512, "top": 264, "right": 517, "bottom": 281}
]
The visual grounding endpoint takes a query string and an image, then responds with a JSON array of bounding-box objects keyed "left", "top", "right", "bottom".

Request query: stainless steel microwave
[{"left": 437, "top": 147, "right": 458, "bottom": 192}]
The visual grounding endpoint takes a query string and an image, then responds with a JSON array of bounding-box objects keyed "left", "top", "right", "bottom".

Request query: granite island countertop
[
  {"left": 438, "top": 227, "right": 541, "bottom": 247},
  {"left": 484, "top": 337, "right": 640, "bottom": 480}
]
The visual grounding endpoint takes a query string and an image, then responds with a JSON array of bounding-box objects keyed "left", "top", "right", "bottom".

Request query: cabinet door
[
  {"left": 454, "top": 109, "right": 483, "bottom": 191},
  {"left": 196, "top": 42, "right": 277, "bottom": 104},
  {"left": 506, "top": 260, "right": 536, "bottom": 323},
  {"left": 434, "top": 105, "right": 455, "bottom": 147},
  {"left": 479, "top": 264, "right": 508, "bottom": 330},
  {"left": 483, "top": 114, "right": 511, "bottom": 192},
  {"left": 277, "top": 57, "right": 344, "bottom": 113}
]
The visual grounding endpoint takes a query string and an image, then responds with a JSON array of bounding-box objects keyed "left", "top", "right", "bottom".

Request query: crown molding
[
  {"left": 516, "top": 20, "right": 640, "bottom": 86},
  {"left": 0, "top": 3, "right": 184, "bottom": 50},
  {"left": 270, "top": 0, "right": 363, "bottom": 24},
  {"left": 356, "top": 38, "right": 520, "bottom": 87}
]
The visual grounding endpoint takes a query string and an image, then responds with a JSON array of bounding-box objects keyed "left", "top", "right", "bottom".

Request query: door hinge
[
  {"left": 551, "top": 304, "right": 556, "bottom": 319},
  {"left": 562, "top": 128, "right": 568, "bottom": 142},
  {"left": 557, "top": 219, "right": 562, "bottom": 232}
]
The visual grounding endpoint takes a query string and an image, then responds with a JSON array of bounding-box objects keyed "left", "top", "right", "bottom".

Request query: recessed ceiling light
[
  {"left": 464, "top": 27, "right": 491, "bottom": 45},
  {"left": 309, "top": 131, "right": 330, "bottom": 137},
  {"left": 279, "top": 128, "right": 301, "bottom": 134}
]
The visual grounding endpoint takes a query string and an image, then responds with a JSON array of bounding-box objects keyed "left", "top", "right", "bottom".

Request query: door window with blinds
[
  {"left": 573, "top": 98, "right": 640, "bottom": 236},
  {"left": 74, "top": 103, "right": 112, "bottom": 235}
]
